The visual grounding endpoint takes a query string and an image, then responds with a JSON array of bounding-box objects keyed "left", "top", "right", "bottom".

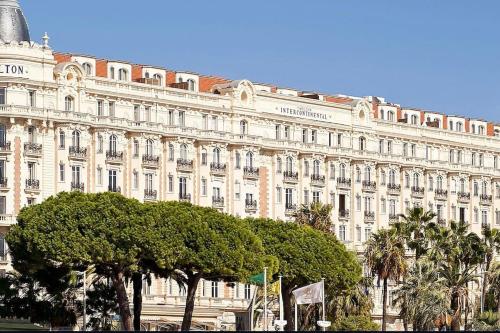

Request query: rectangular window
[
  {"left": 284, "top": 126, "right": 290, "bottom": 140},
  {"left": 339, "top": 225, "right": 346, "bottom": 241},
  {"left": 202, "top": 114, "right": 208, "bottom": 130},
  {"left": 168, "top": 175, "right": 174, "bottom": 193},
  {"left": 337, "top": 133, "right": 342, "bottom": 147},
  {"left": 211, "top": 281, "right": 218, "bottom": 298},
  {"left": 71, "top": 166, "right": 81, "bottom": 184},
  {"left": 312, "top": 191, "right": 320, "bottom": 203},
  {"left": 109, "top": 101, "right": 115, "bottom": 118},
  {"left": 365, "top": 228, "right": 372, "bottom": 241},
  {"left": 201, "top": 178, "right": 207, "bottom": 196},
  {"left": 285, "top": 188, "right": 293, "bottom": 208},
  {"left": 304, "top": 161, "right": 309, "bottom": 177},
  {"left": 97, "top": 168, "right": 103, "bottom": 186},
  {"left": 411, "top": 144, "right": 416, "bottom": 157},
  {"left": 356, "top": 226, "right": 361, "bottom": 242},
  {"left": 277, "top": 187, "right": 282, "bottom": 204},
  {"left": 275, "top": 125, "right": 281, "bottom": 140},
  {"left": 496, "top": 211, "right": 500, "bottom": 225},
  {"left": 482, "top": 210, "right": 488, "bottom": 225},
  {"left": 134, "top": 105, "right": 141, "bottom": 122},
  {"left": 379, "top": 139, "right": 384, "bottom": 154},
  {"left": 179, "top": 177, "right": 187, "bottom": 198},
  {"left": 0, "top": 196, "right": 5, "bottom": 215},
  {"left": 211, "top": 116, "right": 218, "bottom": 131},
  {"left": 235, "top": 182, "right": 241, "bottom": 200},
  {"left": 133, "top": 172, "right": 138, "bottom": 190},
  {"left": 144, "top": 106, "right": 152, "bottom": 123},
  {"left": 108, "top": 170, "right": 117, "bottom": 191},
  {"left": 311, "top": 130, "right": 317, "bottom": 143},
  {"left": 356, "top": 196, "right": 361, "bottom": 211},
  {"left": 303, "top": 190, "right": 309, "bottom": 205},
  {"left": 59, "top": 163, "right": 64, "bottom": 182},
  {"left": 97, "top": 100, "right": 104, "bottom": 116},
  {"left": 381, "top": 198, "right": 386, "bottom": 214},
  {"left": 179, "top": 111, "right": 186, "bottom": 127},
  {"left": 0, "top": 88, "right": 5, "bottom": 105},
  {"left": 387, "top": 141, "right": 393, "bottom": 154},
  {"left": 28, "top": 90, "right": 36, "bottom": 107},
  {"left": 330, "top": 192, "right": 335, "bottom": 206},
  {"left": 302, "top": 129, "right": 308, "bottom": 144},
  {"left": 244, "top": 284, "right": 251, "bottom": 299},
  {"left": 145, "top": 173, "right": 153, "bottom": 191},
  {"left": 168, "top": 110, "right": 174, "bottom": 125}
]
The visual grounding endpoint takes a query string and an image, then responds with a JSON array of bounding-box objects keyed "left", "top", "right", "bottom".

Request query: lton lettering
[{"left": 0, "top": 64, "right": 26, "bottom": 75}]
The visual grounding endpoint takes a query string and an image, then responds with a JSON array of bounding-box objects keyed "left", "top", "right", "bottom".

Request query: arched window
[
  {"left": 144, "top": 72, "right": 150, "bottom": 79},
  {"left": 180, "top": 144, "right": 187, "bottom": 160},
  {"left": 246, "top": 152, "right": 254, "bottom": 168},
  {"left": 277, "top": 157, "right": 282, "bottom": 173},
  {"left": 109, "top": 135, "right": 117, "bottom": 153},
  {"left": 359, "top": 137, "right": 366, "bottom": 151},
  {"left": 146, "top": 139, "right": 154, "bottom": 156},
  {"left": 118, "top": 68, "right": 128, "bottom": 81},
  {"left": 437, "top": 176, "right": 443, "bottom": 190},
  {"left": 356, "top": 167, "right": 361, "bottom": 183},
  {"left": 153, "top": 73, "right": 162, "bottom": 85},
  {"left": 339, "top": 163, "right": 346, "bottom": 179},
  {"left": 187, "top": 79, "right": 196, "bottom": 91},
  {"left": 71, "top": 130, "right": 80, "bottom": 148},
  {"left": 213, "top": 148, "right": 221, "bottom": 164},
  {"left": 479, "top": 125, "right": 485, "bottom": 135},
  {"left": 411, "top": 115, "right": 418, "bottom": 125},
  {"left": 364, "top": 166, "right": 371, "bottom": 182},
  {"left": 82, "top": 62, "right": 92, "bottom": 76},
  {"left": 313, "top": 160, "right": 320, "bottom": 176},
  {"left": 387, "top": 111, "right": 395, "bottom": 121},
  {"left": 389, "top": 169, "right": 396, "bottom": 185},
  {"left": 286, "top": 157, "right": 293, "bottom": 173},
  {"left": 240, "top": 120, "right": 248, "bottom": 135},
  {"left": 59, "top": 130, "right": 65, "bottom": 149},
  {"left": 65, "top": 96, "right": 74, "bottom": 112},
  {"left": 457, "top": 122, "right": 463, "bottom": 132},
  {"left": 413, "top": 173, "right": 420, "bottom": 187}
]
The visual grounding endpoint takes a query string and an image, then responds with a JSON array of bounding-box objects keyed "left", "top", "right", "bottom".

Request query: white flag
[{"left": 292, "top": 281, "right": 324, "bottom": 305}]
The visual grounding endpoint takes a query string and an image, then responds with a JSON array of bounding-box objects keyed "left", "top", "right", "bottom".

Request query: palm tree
[
  {"left": 487, "top": 262, "right": 500, "bottom": 314},
  {"left": 365, "top": 228, "right": 408, "bottom": 331},
  {"left": 396, "top": 207, "right": 436, "bottom": 260},
  {"left": 294, "top": 202, "right": 333, "bottom": 233},
  {"left": 481, "top": 225, "right": 500, "bottom": 313}
]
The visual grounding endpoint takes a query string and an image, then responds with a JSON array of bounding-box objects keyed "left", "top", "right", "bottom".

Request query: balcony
[
  {"left": 177, "top": 159, "right": 193, "bottom": 172},
  {"left": 106, "top": 151, "right": 124, "bottom": 164},
  {"left": 210, "top": 163, "right": 227, "bottom": 176},
  {"left": 337, "top": 177, "right": 351, "bottom": 189},
  {"left": 387, "top": 183, "right": 401, "bottom": 195},
  {"left": 24, "top": 143, "right": 42, "bottom": 157},
  {"left": 480, "top": 194, "right": 493, "bottom": 206},
  {"left": 364, "top": 211, "right": 375, "bottom": 222},
  {"left": 179, "top": 193, "right": 191, "bottom": 203},
  {"left": 0, "top": 141, "right": 11, "bottom": 154},
  {"left": 283, "top": 171, "right": 299, "bottom": 183},
  {"left": 71, "top": 182, "right": 85, "bottom": 192},
  {"left": 285, "top": 204, "right": 297, "bottom": 217},
  {"left": 108, "top": 185, "right": 121, "bottom": 193},
  {"left": 212, "top": 196, "right": 224, "bottom": 208},
  {"left": 339, "top": 209, "right": 350, "bottom": 220},
  {"left": 25, "top": 179, "right": 40, "bottom": 192},
  {"left": 0, "top": 214, "right": 14, "bottom": 227},
  {"left": 243, "top": 167, "right": 260, "bottom": 179},
  {"left": 142, "top": 154, "right": 160, "bottom": 168},
  {"left": 411, "top": 186, "right": 425, "bottom": 198},
  {"left": 310, "top": 174, "right": 326, "bottom": 187},
  {"left": 458, "top": 192, "right": 471, "bottom": 203},
  {"left": 144, "top": 189, "right": 158, "bottom": 201},
  {"left": 0, "top": 178, "right": 8, "bottom": 191},
  {"left": 245, "top": 199, "right": 257, "bottom": 213},
  {"left": 435, "top": 189, "right": 448, "bottom": 201},
  {"left": 437, "top": 218, "right": 447, "bottom": 225},
  {"left": 389, "top": 214, "right": 399, "bottom": 224},
  {"left": 362, "top": 181, "right": 376, "bottom": 192},
  {"left": 69, "top": 146, "right": 88, "bottom": 160}
]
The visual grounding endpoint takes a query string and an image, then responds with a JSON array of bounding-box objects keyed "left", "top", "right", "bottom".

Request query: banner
[{"left": 292, "top": 281, "right": 324, "bottom": 305}]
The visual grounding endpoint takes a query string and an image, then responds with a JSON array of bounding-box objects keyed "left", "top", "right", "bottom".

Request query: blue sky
[{"left": 22, "top": 1, "right": 500, "bottom": 121}]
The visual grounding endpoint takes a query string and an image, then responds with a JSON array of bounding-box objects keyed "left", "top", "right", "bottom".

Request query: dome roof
[{"left": 0, "top": 0, "right": 30, "bottom": 43}]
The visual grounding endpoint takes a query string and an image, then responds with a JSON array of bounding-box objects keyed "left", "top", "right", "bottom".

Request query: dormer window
[
  {"left": 118, "top": 68, "right": 128, "bottom": 81},
  {"left": 109, "top": 67, "right": 115, "bottom": 80},
  {"left": 456, "top": 122, "right": 463, "bottom": 132},
  {"left": 82, "top": 63, "right": 92, "bottom": 76},
  {"left": 387, "top": 111, "right": 395, "bottom": 121},
  {"left": 411, "top": 115, "right": 418, "bottom": 125},
  {"left": 153, "top": 74, "right": 163, "bottom": 85},
  {"left": 187, "top": 79, "right": 196, "bottom": 91},
  {"left": 478, "top": 125, "right": 485, "bottom": 135}
]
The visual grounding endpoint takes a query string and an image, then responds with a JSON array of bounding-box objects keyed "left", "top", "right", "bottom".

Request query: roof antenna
[{"left": 42, "top": 32, "right": 49, "bottom": 48}]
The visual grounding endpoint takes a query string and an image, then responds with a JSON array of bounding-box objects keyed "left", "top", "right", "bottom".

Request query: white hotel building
[{"left": 0, "top": 0, "right": 499, "bottom": 330}]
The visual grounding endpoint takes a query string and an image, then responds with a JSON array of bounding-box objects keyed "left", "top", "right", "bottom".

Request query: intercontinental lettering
[
  {"left": 279, "top": 106, "right": 328, "bottom": 120},
  {"left": 0, "top": 64, "right": 27, "bottom": 75}
]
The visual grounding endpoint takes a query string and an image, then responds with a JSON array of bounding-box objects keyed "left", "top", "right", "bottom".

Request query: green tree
[
  {"left": 365, "top": 228, "right": 407, "bottom": 331},
  {"left": 330, "top": 315, "right": 380, "bottom": 331},
  {"left": 86, "top": 281, "right": 119, "bottom": 331},
  {"left": 395, "top": 207, "right": 436, "bottom": 260},
  {"left": 248, "top": 217, "right": 361, "bottom": 331},
  {"left": 487, "top": 262, "right": 500, "bottom": 314},
  {"left": 294, "top": 202, "right": 333, "bottom": 233},
  {"left": 481, "top": 225, "right": 500, "bottom": 312}
]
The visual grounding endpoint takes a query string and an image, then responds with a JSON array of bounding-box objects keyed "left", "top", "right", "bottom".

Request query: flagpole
[
  {"left": 250, "top": 286, "right": 257, "bottom": 331},
  {"left": 279, "top": 275, "right": 284, "bottom": 331},
  {"left": 264, "top": 267, "right": 268, "bottom": 331},
  {"left": 294, "top": 302, "right": 298, "bottom": 331},
  {"left": 321, "top": 278, "right": 325, "bottom": 332}
]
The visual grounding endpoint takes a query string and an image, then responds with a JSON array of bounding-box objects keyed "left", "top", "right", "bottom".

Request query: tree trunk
[
  {"left": 132, "top": 272, "right": 143, "bottom": 331},
  {"left": 283, "top": 287, "right": 294, "bottom": 331},
  {"left": 450, "top": 293, "right": 461, "bottom": 331},
  {"left": 112, "top": 271, "right": 132, "bottom": 331},
  {"left": 181, "top": 273, "right": 202, "bottom": 331},
  {"left": 497, "top": 292, "right": 500, "bottom": 315},
  {"left": 382, "top": 278, "right": 388, "bottom": 331},
  {"left": 482, "top": 257, "right": 491, "bottom": 313}
]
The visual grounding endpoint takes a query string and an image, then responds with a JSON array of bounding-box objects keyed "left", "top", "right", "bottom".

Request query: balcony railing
[
  {"left": 0, "top": 178, "right": 8, "bottom": 189},
  {"left": 142, "top": 154, "right": 160, "bottom": 167},
  {"left": 285, "top": 204, "right": 297, "bottom": 216},
  {"left": 283, "top": 171, "right": 299, "bottom": 183},
  {"left": 310, "top": 174, "right": 326, "bottom": 186},
  {"left": 177, "top": 159, "right": 194, "bottom": 172},
  {"left": 437, "top": 218, "right": 447, "bottom": 225},
  {"left": 245, "top": 199, "right": 258, "bottom": 212},
  {"left": 243, "top": 167, "right": 260, "bottom": 179},
  {"left": 179, "top": 193, "right": 191, "bottom": 203},
  {"left": 106, "top": 151, "right": 124, "bottom": 163},
  {"left": 25, "top": 179, "right": 40, "bottom": 191},
  {"left": 212, "top": 196, "right": 224, "bottom": 208},
  {"left": 69, "top": 146, "right": 88, "bottom": 159},
  {"left": 362, "top": 181, "right": 376, "bottom": 192},
  {"left": 389, "top": 214, "right": 399, "bottom": 223},
  {"left": 0, "top": 214, "right": 14, "bottom": 227},
  {"left": 0, "top": 141, "right": 11, "bottom": 153},
  {"left": 210, "top": 163, "right": 227, "bottom": 175},
  {"left": 480, "top": 194, "right": 493, "bottom": 205},
  {"left": 411, "top": 186, "right": 425, "bottom": 197},
  {"left": 458, "top": 192, "right": 471, "bottom": 203},
  {"left": 108, "top": 185, "right": 121, "bottom": 193},
  {"left": 339, "top": 209, "right": 350, "bottom": 219},
  {"left": 337, "top": 177, "right": 351, "bottom": 189},
  {"left": 144, "top": 189, "right": 158, "bottom": 201},
  {"left": 71, "top": 182, "right": 85, "bottom": 192},
  {"left": 435, "top": 189, "right": 448, "bottom": 200},
  {"left": 364, "top": 211, "right": 375, "bottom": 222},
  {"left": 24, "top": 143, "right": 42, "bottom": 156},
  {"left": 387, "top": 183, "right": 401, "bottom": 194}
]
